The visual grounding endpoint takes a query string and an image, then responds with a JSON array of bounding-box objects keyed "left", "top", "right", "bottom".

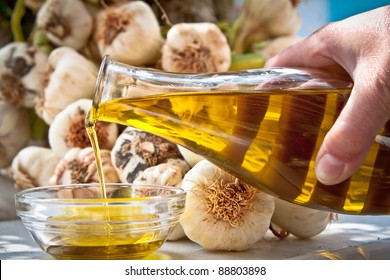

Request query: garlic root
[
  {"left": 0, "top": 42, "right": 48, "bottom": 107},
  {"left": 36, "top": 0, "right": 93, "bottom": 50},
  {"left": 161, "top": 22, "right": 231, "bottom": 73},
  {"left": 50, "top": 147, "right": 120, "bottom": 185},
  {"left": 93, "top": 1, "right": 163, "bottom": 66},
  {"left": 111, "top": 127, "right": 183, "bottom": 184},
  {"left": 48, "top": 98, "right": 118, "bottom": 157},
  {"left": 180, "top": 160, "right": 275, "bottom": 251}
]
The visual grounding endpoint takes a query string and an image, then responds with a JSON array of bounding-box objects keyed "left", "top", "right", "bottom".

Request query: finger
[{"left": 315, "top": 65, "right": 390, "bottom": 185}]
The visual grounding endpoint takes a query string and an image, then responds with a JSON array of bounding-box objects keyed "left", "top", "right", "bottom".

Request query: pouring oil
[
  {"left": 45, "top": 117, "right": 163, "bottom": 260},
  {"left": 90, "top": 89, "right": 390, "bottom": 215}
]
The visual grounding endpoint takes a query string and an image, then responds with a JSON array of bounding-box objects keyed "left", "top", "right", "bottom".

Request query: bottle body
[{"left": 89, "top": 56, "right": 390, "bottom": 215}]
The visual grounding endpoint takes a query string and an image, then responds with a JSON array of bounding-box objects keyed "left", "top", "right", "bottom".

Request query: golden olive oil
[
  {"left": 47, "top": 120, "right": 164, "bottom": 260},
  {"left": 89, "top": 89, "right": 390, "bottom": 214}
]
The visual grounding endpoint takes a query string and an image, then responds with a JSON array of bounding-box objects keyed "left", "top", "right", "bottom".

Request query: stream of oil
[{"left": 45, "top": 122, "right": 163, "bottom": 260}]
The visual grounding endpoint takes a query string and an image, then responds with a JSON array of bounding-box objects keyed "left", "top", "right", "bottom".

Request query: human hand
[{"left": 265, "top": 5, "right": 390, "bottom": 185}]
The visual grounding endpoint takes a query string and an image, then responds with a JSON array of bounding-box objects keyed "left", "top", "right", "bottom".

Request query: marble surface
[{"left": 2, "top": 174, "right": 390, "bottom": 260}]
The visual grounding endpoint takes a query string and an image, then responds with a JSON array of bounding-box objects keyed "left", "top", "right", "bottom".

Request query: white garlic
[
  {"left": 35, "top": 47, "right": 98, "bottom": 124},
  {"left": 50, "top": 147, "right": 120, "bottom": 185},
  {"left": 48, "top": 98, "right": 118, "bottom": 157},
  {"left": 0, "top": 42, "right": 48, "bottom": 107},
  {"left": 0, "top": 102, "right": 31, "bottom": 169},
  {"left": 231, "top": 0, "right": 301, "bottom": 54},
  {"left": 271, "top": 198, "right": 333, "bottom": 239},
  {"left": 180, "top": 160, "right": 275, "bottom": 251},
  {"left": 93, "top": 1, "right": 163, "bottom": 66},
  {"left": 133, "top": 158, "right": 190, "bottom": 187},
  {"left": 111, "top": 127, "right": 183, "bottom": 184},
  {"left": 161, "top": 22, "right": 231, "bottom": 73},
  {"left": 177, "top": 146, "right": 204, "bottom": 167},
  {"left": 9, "top": 146, "right": 60, "bottom": 191},
  {"left": 36, "top": 0, "right": 93, "bottom": 50}
]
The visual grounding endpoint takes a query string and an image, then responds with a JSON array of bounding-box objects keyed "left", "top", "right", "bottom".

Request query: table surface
[
  {"left": 2, "top": 175, "right": 390, "bottom": 260},
  {"left": 1, "top": 215, "right": 390, "bottom": 260}
]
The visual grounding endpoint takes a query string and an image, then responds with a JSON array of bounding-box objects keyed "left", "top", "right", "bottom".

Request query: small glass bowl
[{"left": 15, "top": 183, "right": 186, "bottom": 260}]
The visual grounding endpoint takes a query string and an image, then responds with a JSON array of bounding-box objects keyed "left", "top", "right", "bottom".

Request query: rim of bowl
[{"left": 15, "top": 183, "right": 186, "bottom": 205}]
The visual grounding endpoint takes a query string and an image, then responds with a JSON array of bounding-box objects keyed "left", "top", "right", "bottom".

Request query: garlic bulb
[
  {"left": 9, "top": 146, "right": 60, "bottom": 191},
  {"left": 180, "top": 160, "right": 275, "bottom": 251},
  {"left": 270, "top": 198, "right": 333, "bottom": 239},
  {"left": 36, "top": 0, "right": 93, "bottom": 50},
  {"left": 111, "top": 127, "right": 183, "bottom": 183},
  {"left": 0, "top": 42, "right": 48, "bottom": 107},
  {"left": 133, "top": 158, "right": 190, "bottom": 187},
  {"left": 50, "top": 147, "right": 120, "bottom": 185},
  {"left": 0, "top": 102, "right": 31, "bottom": 168},
  {"left": 36, "top": 47, "right": 98, "bottom": 124},
  {"left": 230, "top": 0, "right": 301, "bottom": 54},
  {"left": 93, "top": 1, "right": 163, "bottom": 66},
  {"left": 48, "top": 99, "right": 118, "bottom": 157},
  {"left": 161, "top": 22, "right": 231, "bottom": 73},
  {"left": 255, "top": 35, "right": 302, "bottom": 61}
]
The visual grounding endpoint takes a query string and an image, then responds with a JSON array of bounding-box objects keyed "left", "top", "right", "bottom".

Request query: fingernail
[{"left": 315, "top": 153, "right": 346, "bottom": 184}]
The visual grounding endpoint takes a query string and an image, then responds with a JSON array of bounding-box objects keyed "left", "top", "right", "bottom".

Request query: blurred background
[{"left": 296, "top": 0, "right": 390, "bottom": 37}]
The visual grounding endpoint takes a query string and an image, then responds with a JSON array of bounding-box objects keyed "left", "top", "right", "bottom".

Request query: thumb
[{"left": 315, "top": 66, "right": 390, "bottom": 185}]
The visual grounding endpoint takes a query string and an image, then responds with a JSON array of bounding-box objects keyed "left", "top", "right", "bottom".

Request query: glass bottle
[{"left": 87, "top": 55, "right": 390, "bottom": 215}]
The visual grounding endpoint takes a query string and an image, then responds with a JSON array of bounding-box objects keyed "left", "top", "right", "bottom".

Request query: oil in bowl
[{"left": 15, "top": 183, "right": 186, "bottom": 260}]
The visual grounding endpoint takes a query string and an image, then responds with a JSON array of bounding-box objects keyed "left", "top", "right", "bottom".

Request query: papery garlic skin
[
  {"left": 48, "top": 99, "right": 118, "bottom": 157},
  {"left": 177, "top": 146, "right": 204, "bottom": 167},
  {"left": 180, "top": 160, "right": 275, "bottom": 251},
  {"left": 93, "top": 1, "right": 163, "bottom": 66},
  {"left": 37, "top": 0, "right": 93, "bottom": 50},
  {"left": 50, "top": 147, "right": 120, "bottom": 185},
  {"left": 162, "top": 22, "right": 231, "bottom": 73},
  {"left": 231, "top": 0, "right": 301, "bottom": 54},
  {"left": 36, "top": 47, "right": 98, "bottom": 124},
  {"left": 134, "top": 158, "right": 190, "bottom": 187},
  {"left": 0, "top": 102, "right": 31, "bottom": 168},
  {"left": 9, "top": 146, "right": 60, "bottom": 191},
  {"left": 111, "top": 127, "right": 183, "bottom": 184},
  {"left": 271, "top": 198, "right": 332, "bottom": 239},
  {"left": 255, "top": 35, "right": 302, "bottom": 61},
  {"left": 0, "top": 42, "right": 48, "bottom": 107}
]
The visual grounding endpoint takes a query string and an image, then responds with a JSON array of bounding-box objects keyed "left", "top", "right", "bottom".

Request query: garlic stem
[
  {"left": 229, "top": 52, "right": 265, "bottom": 70},
  {"left": 11, "top": 0, "right": 25, "bottom": 42}
]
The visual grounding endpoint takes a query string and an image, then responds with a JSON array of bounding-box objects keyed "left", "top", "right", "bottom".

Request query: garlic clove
[
  {"left": 111, "top": 127, "right": 183, "bottom": 183},
  {"left": 133, "top": 158, "right": 190, "bottom": 187},
  {"left": 36, "top": 47, "right": 98, "bottom": 124},
  {"left": 161, "top": 22, "right": 231, "bottom": 73},
  {"left": 36, "top": 0, "right": 93, "bottom": 50},
  {"left": 271, "top": 197, "right": 333, "bottom": 239},
  {"left": 0, "top": 102, "right": 31, "bottom": 168},
  {"left": 48, "top": 98, "right": 118, "bottom": 157},
  {"left": 93, "top": 1, "right": 164, "bottom": 66},
  {"left": 9, "top": 146, "right": 60, "bottom": 191},
  {"left": 180, "top": 160, "right": 275, "bottom": 251},
  {"left": 0, "top": 42, "right": 48, "bottom": 108},
  {"left": 50, "top": 147, "right": 120, "bottom": 185}
]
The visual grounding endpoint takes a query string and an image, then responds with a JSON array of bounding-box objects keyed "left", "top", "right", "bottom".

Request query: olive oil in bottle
[{"left": 89, "top": 89, "right": 390, "bottom": 215}]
